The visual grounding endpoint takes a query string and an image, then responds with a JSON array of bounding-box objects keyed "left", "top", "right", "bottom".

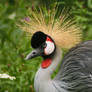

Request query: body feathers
[{"left": 55, "top": 40, "right": 92, "bottom": 92}]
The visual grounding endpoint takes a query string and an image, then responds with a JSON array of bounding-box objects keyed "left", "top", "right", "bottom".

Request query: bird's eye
[{"left": 42, "top": 43, "right": 47, "bottom": 48}]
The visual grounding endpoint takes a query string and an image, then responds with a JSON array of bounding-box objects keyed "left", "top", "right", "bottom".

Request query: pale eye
[
  {"left": 42, "top": 43, "right": 47, "bottom": 48},
  {"left": 44, "top": 41, "right": 55, "bottom": 55}
]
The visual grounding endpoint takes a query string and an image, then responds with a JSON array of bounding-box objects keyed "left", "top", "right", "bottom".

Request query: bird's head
[
  {"left": 25, "top": 31, "right": 56, "bottom": 60},
  {"left": 20, "top": 8, "right": 82, "bottom": 68}
]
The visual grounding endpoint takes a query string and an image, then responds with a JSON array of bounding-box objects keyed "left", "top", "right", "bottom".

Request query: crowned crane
[{"left": 19, "top": 8, "right": 92, "bottom": 92}]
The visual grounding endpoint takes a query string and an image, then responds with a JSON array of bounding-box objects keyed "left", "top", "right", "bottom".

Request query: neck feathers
[{"left": 34, "top": 47, "right": 62, "bottom": 92}]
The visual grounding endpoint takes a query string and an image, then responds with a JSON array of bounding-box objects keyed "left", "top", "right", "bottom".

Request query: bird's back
[{"left": 55, "top": 40, "right": 92, "bottom": 92}]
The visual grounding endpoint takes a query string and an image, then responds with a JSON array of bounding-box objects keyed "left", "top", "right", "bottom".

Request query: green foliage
[{"left": 0, "top": 0, "right": 92, "bottom": 92}]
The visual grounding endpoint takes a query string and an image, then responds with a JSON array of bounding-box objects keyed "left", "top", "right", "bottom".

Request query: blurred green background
[{"left": 0, "top": 0, "right": 92, "bottom": 92}]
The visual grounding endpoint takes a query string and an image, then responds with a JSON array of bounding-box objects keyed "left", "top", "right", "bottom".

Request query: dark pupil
[{"left": 42, "top": 43, "right": 47, "bottom": 48}]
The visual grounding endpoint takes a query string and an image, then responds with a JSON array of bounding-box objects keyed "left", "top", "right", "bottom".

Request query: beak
[{"left": 25, "top": 48, "right": 42, "bottom": 60}]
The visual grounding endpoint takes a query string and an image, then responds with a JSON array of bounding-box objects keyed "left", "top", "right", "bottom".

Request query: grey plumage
[{"left": 54, "top": 40, "right": 92, "bottom": 92}]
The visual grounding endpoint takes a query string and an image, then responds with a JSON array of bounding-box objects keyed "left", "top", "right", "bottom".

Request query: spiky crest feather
[{"left": 18, "top": 7, "right": 82, "bottom": 49}]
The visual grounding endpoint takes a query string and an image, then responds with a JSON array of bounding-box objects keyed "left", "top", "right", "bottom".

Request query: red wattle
[{"left": 41, "top": 58, "right": 52, "bottom": 68}]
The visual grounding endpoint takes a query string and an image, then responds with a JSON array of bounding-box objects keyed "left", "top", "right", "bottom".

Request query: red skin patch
[
  {"left": 44, "top": 37, "right": 53, "bottom": 55},
  {"left": 46, "top": 37, "right": 53, "bottom": 42},
  {"left": 41, "top": 58, "right": 52, "bottom": 68}
]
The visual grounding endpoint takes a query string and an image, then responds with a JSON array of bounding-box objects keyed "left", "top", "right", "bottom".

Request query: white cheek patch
[{"left": 44, "top": 41, "right": 55, "bottom": 55}]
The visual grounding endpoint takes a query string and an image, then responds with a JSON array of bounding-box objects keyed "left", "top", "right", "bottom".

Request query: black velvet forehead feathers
[{"left": 31, "top": 31, "right": 47, "bottom": 48}]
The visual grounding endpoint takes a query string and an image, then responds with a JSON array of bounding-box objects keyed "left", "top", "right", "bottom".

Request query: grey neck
[{"left": 34, "top": 47, "right": 63, "bottom": 92}]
